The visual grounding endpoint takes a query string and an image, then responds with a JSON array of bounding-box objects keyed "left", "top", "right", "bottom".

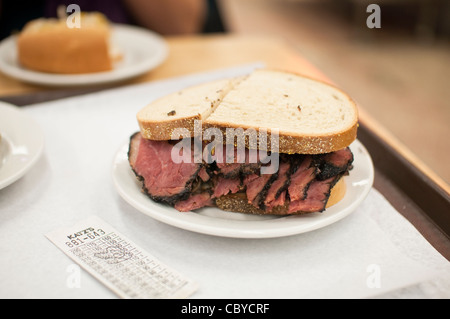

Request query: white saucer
[
  {"left": 0, "top": 24, "right": 168, "bottom": 87},
  {"left": 0, "top": 102, "right": 45, "bottom": 190}
]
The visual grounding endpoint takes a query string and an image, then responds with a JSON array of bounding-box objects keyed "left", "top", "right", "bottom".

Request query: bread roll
[{"left": 17, "top": 12, "right": 118, "bottom": 74}]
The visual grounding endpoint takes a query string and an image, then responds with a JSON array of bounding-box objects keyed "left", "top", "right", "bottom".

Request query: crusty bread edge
[
  {"left": 202, "top": 121, "right": 358, "bottom": 154},
  {"left": 139, "top": 116, "right": 201, "bottom": 140},
  {"left": 215, "top": 177, "right": 346, "bottom": 216}
]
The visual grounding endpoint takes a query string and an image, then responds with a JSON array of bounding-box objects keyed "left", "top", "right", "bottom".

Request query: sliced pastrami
[
  {"left": 174, "top": 193, "right": 214, "bottom": 212},
  {"left": 264, "top": 161, "right": 290, "bottom": 210},
  {"left": 213, "top": 177, "right": 241, "bottom": 198},
  {"left": 243, "top": 173, "right": 278, "bottom": 209},
  {"left": 288, "top": 176, "right": 339, "bottom": 214},
  {"left": 287, "top": 156, "right": 317, "bottom": 202},
  {"left": 316, "top": 147, "right": 354, "bottom": 180},
  {"left": 198, "top": 167, "right": 210, "bottom": 182},
  {"left": 269, "top": 190, "right": 287, "bottom": 209},
  {"left": 215, "top": 162, "right": 242, "bottom": 178},
  {"left": 214, "top": 145, "right": 262, "bottom": 178},
  {"left": 129, "top": 132, "right": 353, "bottom": 214},
  {"left": 243, "top": 174, "right": 264, "bottom": 204},
  {"left": 129, "top": 133, "right": 201, "bottom": 205}
]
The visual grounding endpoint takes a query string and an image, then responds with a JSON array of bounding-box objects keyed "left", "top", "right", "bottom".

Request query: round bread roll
[{"left": 17, "top": 12, "right": 118, "bottom": 74}]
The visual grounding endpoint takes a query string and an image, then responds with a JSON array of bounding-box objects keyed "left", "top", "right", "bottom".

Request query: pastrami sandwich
[{"left": 128, "top": 69, "right": 358, "bottom": 215}]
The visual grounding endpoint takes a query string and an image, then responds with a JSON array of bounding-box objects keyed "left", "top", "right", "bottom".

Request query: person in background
[
  {"left": 0, "top": 0, "right": 225, "bottom": 40},
  {"left": 121, "top": 0, "right": 206, "bottom": 35}
]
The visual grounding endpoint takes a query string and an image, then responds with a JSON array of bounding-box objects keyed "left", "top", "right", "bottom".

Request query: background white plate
[
  {"left": 0, "top": 102, "right": 45, "bottom": 190},
  {"left": 0, "top": 24, "right": 168, "bottom": 87},
  {"left": 112, "top": 139, "right": 374, "bottom": 238}
]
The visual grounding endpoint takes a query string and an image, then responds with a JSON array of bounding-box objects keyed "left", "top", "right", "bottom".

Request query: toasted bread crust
[
  {"left": 140, "top": 117, "right": 358, "bottom": 153},
  {"left": 139, "top": 116, "right": 200, "bottom": 140},
  {"left": 201, "top": 121, "right": 358, "bottom": 154}
]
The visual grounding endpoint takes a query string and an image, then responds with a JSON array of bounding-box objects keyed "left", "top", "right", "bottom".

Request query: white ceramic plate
[
  {"left": 0, "top": 102, "right": 45, "bottom": 190},
  {"left": 0, "top": 24, "right": 168, "bottom": 87},
  {"left": 112, "top": 139, "right": 374, "bottom": 238}
]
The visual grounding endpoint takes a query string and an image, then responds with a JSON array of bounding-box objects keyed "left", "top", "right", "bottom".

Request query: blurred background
[
  {"left": 218, "top": 0, "right": 450, "bottom": 184},
  {"left": 0, "top": 0, "right": 449, "bottom": 183}
]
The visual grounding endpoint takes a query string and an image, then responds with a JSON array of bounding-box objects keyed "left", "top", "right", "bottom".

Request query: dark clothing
[
  {"left": 0, "top": 0, "right": 45, "bottom": 39},
  {"left": 45, "top": 0, "right": 132, "bottom": 24},
  {"left": 0, "top": 0, "right": 225, "bottom": 40},
  {"left": 204, "top": 0, "right": 225, "bottom": 33}
]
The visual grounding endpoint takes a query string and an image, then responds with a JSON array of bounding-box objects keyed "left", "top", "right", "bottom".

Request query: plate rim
[
  {"left": 0, "top": 24, "right": 168, "bottom": 87},
  {"left": 112, "top": 138, "right": 374, "bottom": 239},
  {"left": 0, "top": 102, "right": 45, "bottom": 190}
]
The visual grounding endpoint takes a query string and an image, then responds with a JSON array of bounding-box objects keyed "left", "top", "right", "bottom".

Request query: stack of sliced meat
[{"left": 128, "top": 133, "right": 354, "bottom": 214}]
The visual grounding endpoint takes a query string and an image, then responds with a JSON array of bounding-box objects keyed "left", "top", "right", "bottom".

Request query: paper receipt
[{"left": 46, "top": 216, "right": 198, "bottom": 299}]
